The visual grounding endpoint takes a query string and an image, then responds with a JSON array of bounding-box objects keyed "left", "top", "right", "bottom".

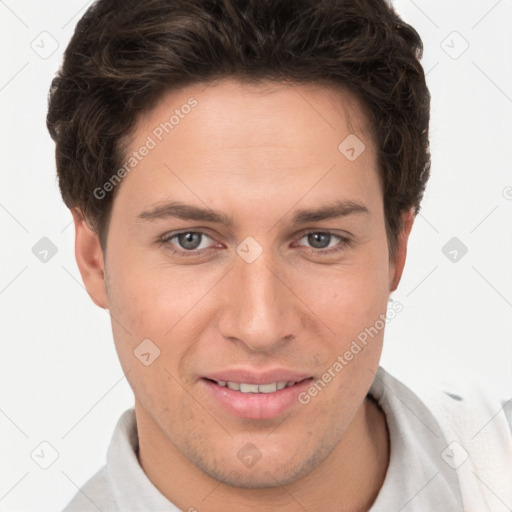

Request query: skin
[{"left": 73, "top": 79, "right": 414, "bottom": 512}]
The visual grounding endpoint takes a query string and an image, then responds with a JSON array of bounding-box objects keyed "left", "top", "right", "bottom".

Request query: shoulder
[
  {"left": 373, "top": 366, "right": 512, "bottom": 509},
  {"left": 373, "top": 366, "right": 512, "bottom": 438},
  {"left": 62, "top": 465, "right": 117, "bottom": 512},
  {"left": 405, "top": 369, "right": 512, "bottom": 441}
]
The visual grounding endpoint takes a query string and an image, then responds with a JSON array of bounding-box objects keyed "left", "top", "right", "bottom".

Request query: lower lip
[{"left": 201, "top": 378, "right": 313, "bottom": 420}]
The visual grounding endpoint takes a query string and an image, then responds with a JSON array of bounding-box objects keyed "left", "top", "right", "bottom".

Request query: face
[{"left": 91, "top": 79, "right": 404, "bottom": 488}]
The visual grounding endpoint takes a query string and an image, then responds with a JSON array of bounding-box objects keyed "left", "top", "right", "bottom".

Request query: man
[{"left": 47, "top": 0, "right": 512, "bottom": 510}]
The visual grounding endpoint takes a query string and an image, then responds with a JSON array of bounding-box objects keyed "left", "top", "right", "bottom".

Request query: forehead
[
  {"left": 133, "top": 78, "right": 374, "bottom": 151},
  {"left": 115, "top": 78, "right": 381, "bottom": 219}
]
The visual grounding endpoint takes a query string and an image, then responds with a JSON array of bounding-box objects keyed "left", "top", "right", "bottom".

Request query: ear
[
  {"left": 389, "top": 208, "right": 415, "bottom": 292},
  {"left": 71, "top": 208, "right": 108, "bottom": 309}
]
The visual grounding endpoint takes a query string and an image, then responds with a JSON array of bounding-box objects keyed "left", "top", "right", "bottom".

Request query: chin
[
  {"left": 205, "top": 465, "right": 306, "bottom": 489},
  {"left": 194, "top": 446, "right": 326, "bottom": 489}
]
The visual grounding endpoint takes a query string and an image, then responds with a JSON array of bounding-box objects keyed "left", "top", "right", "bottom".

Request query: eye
[
  {"left": 294, "top": 231, "right": 352, "bottom": 255},
  {"left": 162, "top": 231, "right": 216, "bottom": 255},
  {"left": 300, "top": 232, "right": 337, "bottom": 249}
]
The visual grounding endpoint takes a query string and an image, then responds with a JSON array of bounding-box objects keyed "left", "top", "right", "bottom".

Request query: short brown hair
[{"left": 47, "top": 0, "right": 431, "bottom": 259}]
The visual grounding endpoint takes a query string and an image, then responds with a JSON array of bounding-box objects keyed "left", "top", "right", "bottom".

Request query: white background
[{"left": 1, "top": 1, "right": 511, "bottom": 510}]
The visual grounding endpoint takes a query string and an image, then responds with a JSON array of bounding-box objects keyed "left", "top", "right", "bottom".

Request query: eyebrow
[{"left": 137, "top": 199, "right": 369, "bottom": 228}]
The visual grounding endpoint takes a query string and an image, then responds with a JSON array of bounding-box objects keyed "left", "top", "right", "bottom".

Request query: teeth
[
  {"left": 258, "top": 383, "right": 277, "bottom": 393},
  {"left": 216, "top": 380, "right": 295, "bottom": 393},
  {"left": 240, "top": 383, "right": 259, "bottom": 393}
]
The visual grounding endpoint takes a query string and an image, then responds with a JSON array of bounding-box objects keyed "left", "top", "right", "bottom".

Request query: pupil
[{"left": 308, "top": 232, "right": 330, "bottom": 249}]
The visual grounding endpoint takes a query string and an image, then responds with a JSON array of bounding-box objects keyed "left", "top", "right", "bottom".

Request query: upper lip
[{"left": 202, "top": 368, "right": 312, "bottom": 385}]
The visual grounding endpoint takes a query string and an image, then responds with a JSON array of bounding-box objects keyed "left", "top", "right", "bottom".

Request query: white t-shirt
[{"left": 62, "top": 366, "right": 512, "bottom": 512}]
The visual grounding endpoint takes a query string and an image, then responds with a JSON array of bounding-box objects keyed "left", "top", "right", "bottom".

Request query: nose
[{"left": 216, "top": 248, "right": 298, "bottom": 352}]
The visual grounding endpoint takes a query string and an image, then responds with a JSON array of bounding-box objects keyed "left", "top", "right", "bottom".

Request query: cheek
[
  {"left": 106, "top": 256, "right": 215, "bottom": 380},
  {"left": 107, "top": 253, "right": 187, "bottom": 331},
  {"left": 106, "top": 263, "right": 196, "bottom": 418},
  {"left": 296, "top": 248, "right": 390, "bottom": 335}
]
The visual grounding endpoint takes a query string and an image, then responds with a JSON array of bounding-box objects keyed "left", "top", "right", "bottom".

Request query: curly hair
[{"left": 47, "top": 0, "right": 431, "bottom": 260}]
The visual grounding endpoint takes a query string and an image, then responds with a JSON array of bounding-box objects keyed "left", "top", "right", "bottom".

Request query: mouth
[{"left": 201, "top": 375, "right": 314, "bottom": 420}]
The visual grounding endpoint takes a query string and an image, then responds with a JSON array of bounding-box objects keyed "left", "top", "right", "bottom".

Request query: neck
[{"left": 136, "top": 396, "right": 389, "bottom": 512}]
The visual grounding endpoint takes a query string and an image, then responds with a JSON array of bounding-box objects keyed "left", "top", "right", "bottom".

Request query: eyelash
[{"left": 159, "top": 229, "right": 353, "bottom": 258}]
